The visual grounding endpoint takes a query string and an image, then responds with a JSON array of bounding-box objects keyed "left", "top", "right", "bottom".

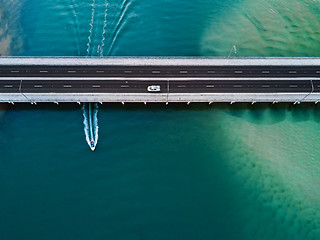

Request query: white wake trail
[
  {"left": 107, "top": 0, "right": 131, "bottom": 55},
  {"left": 100, "top": 1, "right": 109, "bottom": 56},
  {"left": 82, "top": 103, "right": 91, "bottom": 146},
  {"left": 92, "top": 103, "right": 99, "bottom": 144},
  {"left": 86, "top": 0, "right": 96, "bottom": 57},
  {"left": 88, "top": 103, "right": 94, "bottom": 142},
  {"left": 83, "top": 103, "right": 99, "bottom": 150}
]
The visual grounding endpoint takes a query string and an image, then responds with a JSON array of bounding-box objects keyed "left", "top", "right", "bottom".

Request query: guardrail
[{"left": 0, "top": 57, "right": 319, "bottom": 104}]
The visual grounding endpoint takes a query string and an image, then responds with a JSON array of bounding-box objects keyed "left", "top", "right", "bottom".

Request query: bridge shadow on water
[
  {"left": 216, "top": 102, "right": 320, "bottom": 125},
  {"left": 1, "top": 101, "right": 319, "bottom": 125}
]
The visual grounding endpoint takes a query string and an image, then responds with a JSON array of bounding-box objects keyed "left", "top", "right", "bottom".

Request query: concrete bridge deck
[{"left": 0, "top": 57, "right": 320, "bottom": 103}]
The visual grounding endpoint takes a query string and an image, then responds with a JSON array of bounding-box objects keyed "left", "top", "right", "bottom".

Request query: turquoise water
[{"left": 1, "top": 0, "right": 320, "bottom": 239}]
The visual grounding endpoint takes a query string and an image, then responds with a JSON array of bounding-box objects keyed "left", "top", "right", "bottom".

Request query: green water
[{"left": 1, "top": 0, "right": 320, "bottom": 239}]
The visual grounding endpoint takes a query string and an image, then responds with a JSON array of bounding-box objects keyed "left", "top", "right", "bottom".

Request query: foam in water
[
  {"left": 100, "top": 1, "right": 109, "bottom": 56},
  {"left": 86, "top": 0, "right": 96, "bottom": 57},
  {"left": 107, "top": 0, "right": 131, "bottom": 55},
  {"left": 82, "top": 103, "right": 99, "bottom": 150}
]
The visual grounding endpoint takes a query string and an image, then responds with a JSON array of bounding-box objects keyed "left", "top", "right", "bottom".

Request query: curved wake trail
[
  {"left": 93, "top": 104, "right": 99, "bottom": 144},
  {"left": 82, "top": 103, "right": 91, "bottom": 145},
  {"left": 82, "top": 103, "right": 99, "bottom": 150},
  {"left": 86, "top": 0, "right": 96, "bottom": 57},
  {"left": 107, "top": 0, "right": 131, "bottom": 55},
  {"left": 88, "top": 103, "right": 94, "bottom": 142},
  {"left": 100, "top": 1, "right": 109, "bottom": 56},
  {"left": 84, "top": 0, "right": 130, "bottom": 56}
]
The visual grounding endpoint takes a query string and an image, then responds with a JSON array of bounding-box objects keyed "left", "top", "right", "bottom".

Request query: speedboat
[{"left": 90, "top": 140, "right": 96, "bottom": 151}]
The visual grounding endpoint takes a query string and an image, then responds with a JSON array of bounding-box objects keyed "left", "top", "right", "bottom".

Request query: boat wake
[
  {"left": 86, "top": 0, "right": 96, "bottom": 56},
  {"left": 100, "top": 0, "right": 109, "bottom": 56},
  {"left": 83, "top": 0, "right": 132, "bottom": 56},
  {"left": 107, "top": 0, "right": 131, "bottom": 55},
  {"left": 83, "top": 103, "right": 99, "bottom": 151}
]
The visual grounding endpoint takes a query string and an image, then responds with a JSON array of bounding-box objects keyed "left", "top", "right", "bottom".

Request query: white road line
[
  {"left": 152, "top": 71, "right": 160, "bottom": 74},
  {"left": 2, "top": 77, "right": 320, "bottom": 81},
  {"left": 10, "top": 70, "right": 19, "bottom": 73},
  {"left": 40, "top": 70, "right": 48, "bottom": 73},
  {"left": 63, "top": 85, "right": 72, "bottom": 88},
  {"left": 120, "top": 85, "right": 129, "bottom": 88},
  {"left": 177, "top": 85, "right": 186, "bottom": 88},
  {"left": 206, "top": 85, "right": 215, "bottom": 88},
  {"left": 180, "top": 71, "right": 188, "bottom": 74},
  {"left": 68, "top": 71, "right": 76, "bottom": 73},
  {"left": 96, "top": 70, "right": 104, "bottom": 73},
  {"left": 316, "top": 71, "right": 320, "bottom": 74},
  {"left": 92, "top": 85, "right": 100, "bottom": 88},
  {"left": 34, "top": 85, "right": 43, "bottom": 88},
  {"left": 234, "top": 71, "right": 243, "bottom": 74},
  {"left": 124, "top": 70, "right": 132, "bottom": 73},
  {"left": 262, "top": 85, "right": 270, "bottom": 88},
  {"left": 289, "top": 71, "right": 297, "bottom": 74},
  {"left": 262, "top": 71, "right": 270, "bottom": 74},
  {"left": 233, "top": 85, "right": 242, "bottom": 88},
  {"left": 4, "top": 85, "right": 13, "bottom": 88},
  {"left": 289, "top": 85, "right": 298, "bottom": 88},
  {"left": 207, "top": 71, "right": 215, "bottom": 73}
]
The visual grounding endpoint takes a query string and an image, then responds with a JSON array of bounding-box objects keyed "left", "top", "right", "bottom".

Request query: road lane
[
  {"left": 0, "top": 79, "right": 319, "bottom": 94},
  {"left": 1, "top": 59, "right": 320, "bottom": 99},
  {"left": 1, "top": 65, "right": 320, "bottom": 78}
]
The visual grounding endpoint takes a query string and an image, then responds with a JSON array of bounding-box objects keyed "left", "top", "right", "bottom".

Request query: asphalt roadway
[{"left": 0, "top": 64, "right": 320, "bottom": 94}]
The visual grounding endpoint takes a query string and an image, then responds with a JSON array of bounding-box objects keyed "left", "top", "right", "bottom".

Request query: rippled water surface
[{"left": 0, "top": 0, "right": 320, "bottom": 239}]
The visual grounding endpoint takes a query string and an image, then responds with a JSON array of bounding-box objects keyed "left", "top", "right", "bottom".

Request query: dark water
[{"left": 0, "top": 0, "right": 320, "bottom": 239}]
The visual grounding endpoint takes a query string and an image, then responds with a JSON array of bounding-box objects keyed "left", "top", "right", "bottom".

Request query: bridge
[{"left": 0, "top": 57, "right": 320, "bottom": 104}]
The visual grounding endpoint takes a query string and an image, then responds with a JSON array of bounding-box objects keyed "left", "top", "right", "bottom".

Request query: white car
[{"left": 147, "top": 85, "right": 161, "bottom": 92}]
